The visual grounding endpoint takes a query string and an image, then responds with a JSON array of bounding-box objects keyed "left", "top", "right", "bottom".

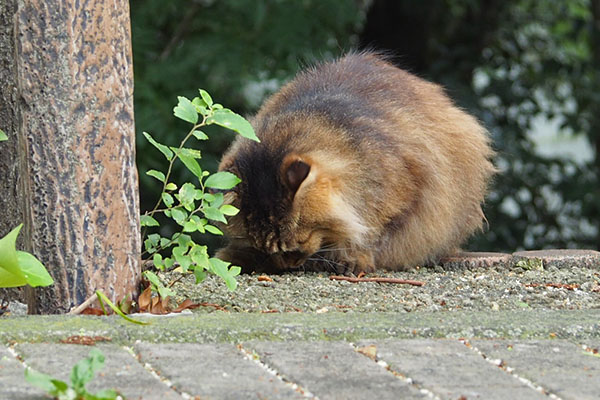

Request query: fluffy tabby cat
[{"left": 216, "top": 52, "right": 495, "bottom": 274}]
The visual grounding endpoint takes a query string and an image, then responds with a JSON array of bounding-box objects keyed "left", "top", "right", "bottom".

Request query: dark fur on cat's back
[{"left": 216, "top": 52, "right": 495, "bottom": 274}]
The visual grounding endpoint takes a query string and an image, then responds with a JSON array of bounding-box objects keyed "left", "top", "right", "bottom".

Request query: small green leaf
[
  {"left": 192, "top": 130, "right": 209, "bottom": 140},
  {"left": 171, "top": 208, "right": 187, "bottom": 225},
  {"left": 194, "top": 268, "right": 207, "bottom": 283},
  {"left": 209, "top": 258, "right": 238, "bottom": 291},
  {"left": 17, "top": 252, "right": 54, "bottom": 287},
  {"left": 143, "top": 132, "right": 173, "bottom": 161},
  {"left": 153, "top": 253, "right": 164, "bottom": 270},
  {"left": 143, "top": 270, "right": 161, "bottom": 287},
  {"left": 157, "top": 285, "right": 176, "bottom": 299},
  {"left": 173, "top": 96, "right": 198, "bottom": 124},
  {"left": 192, "top": 96, "right": 207, "bottom": 108},
  {"left": 25, "top": 367, "right": 64, "bottom": 394},
  {"left": 183, "top": 220, "right": 197, "bottom": 232},
  {"left": 144, "top": 233, "right": 160, "bottom": 253},
  {"left": 175, "top": 149, "right": 203, "bottom": 178},
  {"left": 210, "top": 193, "right": 224, "bottom": 208},
  {"left": 146, "top": 169, "right": 165, "bottom": 182},
  {"left": 207, "top": 109, "right": 260, "bottom": 142},
  {"left": 199, "top": 89, "right": 214, "bottom": 107},
  {"left": 178, "top": 183, "right": 197, "bottom": 208},
  {"left": 220, "top": 204, "right": 239, "bottom": 216},
  {"left": 204, "top": 171, "right": 241, "bottom": 190},
  {"left": 165, "top": 182, "right": 178, "bottom": 191},
  {"left": 140, "top": 215, "right": 159, "bottom": 227},
  {"left": 162, "top": 192, "right": 174, "bottom": 207},
  {"left": 203, "top": 207, "right": 227, "bottom": 223},
  {"left": 0, "top": 224, "right": 26, "bottom": 287},
  {"left": 0, "top": 129, "right": 7, "bottom": 141},
  {"left": 70, "top": 348, "right": 105, "bottom": 390},
  {"left": 173, "top": 147, "right": 202, "bottom": 159},
  {"left": 190, "top": 244, "right": 209, "bottom": 266},
  {"left": 204, "top": 224, "right": 223, "bottom": 235},
  {"left": 172, "top": 246, "right": 192, "bottom": 272}
]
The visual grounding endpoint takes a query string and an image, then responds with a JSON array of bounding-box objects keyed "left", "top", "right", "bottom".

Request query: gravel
[{"left": 167, "top": 262, "right": 600, "bottom": 314}]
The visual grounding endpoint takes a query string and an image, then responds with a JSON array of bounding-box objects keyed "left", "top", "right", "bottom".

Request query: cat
[{"left": 215, "top": 52, "right": 495, "bottom": 275}]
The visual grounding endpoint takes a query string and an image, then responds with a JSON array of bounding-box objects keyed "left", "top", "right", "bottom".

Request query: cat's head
[{"left": 217, "top": 117, "right": 367, "bottom": 271}]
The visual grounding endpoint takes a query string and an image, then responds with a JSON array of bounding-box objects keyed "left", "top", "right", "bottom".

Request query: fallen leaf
[
  {"left": 60, "top": 335, "right": 111, "bottom": 346},
  {"left": 257, "top": 275, "right": 273, "bottom": 282},
  {"left": 173, "top": 299, "right": 201, "bottom": 313},
  {"left": 138, "top": 287, "right": 152, "bottom": 312},
  {"left": 356, "top": 345, "right": 377, "bottom": 360},
  {"left": 81, "top": 307, "right": 105, "bottom": 316}
]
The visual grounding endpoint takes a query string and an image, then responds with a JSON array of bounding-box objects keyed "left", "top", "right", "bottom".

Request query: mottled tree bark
[{"left": 0, "top": 0, "right": 140, "bottom": 313}]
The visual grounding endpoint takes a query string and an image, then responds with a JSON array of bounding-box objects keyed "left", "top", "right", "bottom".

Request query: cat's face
[{"left": 217, "top": 118, "right": 359, "bottom": 271}]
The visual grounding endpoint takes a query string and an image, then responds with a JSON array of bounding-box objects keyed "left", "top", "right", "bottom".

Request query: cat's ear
[{"left": 283, "top": 157, "right": 311, "bottom": 195}]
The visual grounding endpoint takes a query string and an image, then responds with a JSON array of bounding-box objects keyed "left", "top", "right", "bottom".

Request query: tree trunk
[{"left": 0, "top": 0, "right": 140, "bottom": 313}]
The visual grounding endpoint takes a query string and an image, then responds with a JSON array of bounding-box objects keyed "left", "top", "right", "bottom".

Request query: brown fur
[{"left": 216, "top": 52, "right": 495, "bottom": 274}]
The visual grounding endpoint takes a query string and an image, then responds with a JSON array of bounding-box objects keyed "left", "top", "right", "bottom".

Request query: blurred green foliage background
[{"left": 131, "top": 0, "right": 599, "bottom": 253}]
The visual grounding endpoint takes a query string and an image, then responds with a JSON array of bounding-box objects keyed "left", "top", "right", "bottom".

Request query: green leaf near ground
[
  {"left": 0, "top": 129, "right": 7, "bottom": 141},
  {"left": 207, "top": 109, "right": 260, "bottom": 142},
  {"left": 209, "top": 258, "right": 240, "bottom": 291},
  {"left": 143, "top": 132, "right": 173, "bottom": 161},
  {"left": 173, "top": 96, "right": 198, "bottom": 124},
  {"left": 0, "top": 224, "right": 26, "bottom": 287},
  {"left": 204, "top": 171, "right": 241, "bottom": 190},
  {"left": 70, "top": 348, "right": 105, "bottom": 391},
  {"left": 25, "top": 348, "right": 120, "bottom": 400},
  {"left": 16, "top": 252, "right": 54, "bottom": 287},
  {"left": 25, "top": 367, "right": 68, "bottom": 396},
  {"left": 0, "top": 224, "right": 53, "bottom": 288}
]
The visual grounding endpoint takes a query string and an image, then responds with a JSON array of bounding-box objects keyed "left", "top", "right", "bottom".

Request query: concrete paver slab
[
  {"left": 359, "top": 339, "right": 546, "bottom": 400},
  {"left": 471, "top": 339, "right": 600, "bottom": 400},
  {"left": 134, "top": 342, "right": 303, "bottom": 399},
  {"left": 15, "top": 343, "right": 182, "bottom": 400},
  {"left": 246, "top": 340, "right": 427, "bottom": 400},
  {"left": 0, "top": 345, "right": 47, "bottom": 400}
]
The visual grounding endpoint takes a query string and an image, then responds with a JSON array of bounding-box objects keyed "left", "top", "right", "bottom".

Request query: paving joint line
[
  {"left": 123, "top": 343, "right": 187, "bottom": 399},
  {"left": 348, "top": 342, "right": 440, "bottom": 400},
  {"left": 459, "top": 339, "right": 562, "bottom": 399},
  {"left": 236, "top": 342, "right": 316, "bottom": 399}
]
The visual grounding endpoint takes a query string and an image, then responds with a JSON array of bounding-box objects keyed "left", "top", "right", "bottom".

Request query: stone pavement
[{"left": 1, "top": 311, "right": 599, "bottom": 399}]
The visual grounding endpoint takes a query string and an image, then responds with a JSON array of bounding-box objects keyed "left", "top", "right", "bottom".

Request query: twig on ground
[
  {"left": 329, "top": 276, "right": 425, "bottom": 286},
  {"left": 524, "top": 283, "right": 580, "bottom": 290},
  {"left": 68, "top": 293, "right": 98, "bottom": 315}
]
